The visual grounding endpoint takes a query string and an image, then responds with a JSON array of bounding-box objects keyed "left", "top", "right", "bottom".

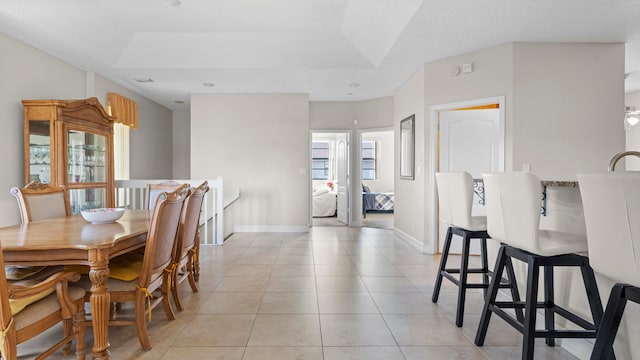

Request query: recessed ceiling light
[
  {"left": 203, "top": 82, "right": 215, "bottom": 88},
  {"left": 134, "top": 78, "right": 154, "bottom": 83},
  {"left": 346, "top": 92, "right": 354, "bottom": 96},
  {"left": 349, "top": 83, "right": 360, "bottom": 88},
  {"left": 168, "top": 0, "right": 181, "bottom": 6},
  {"left": 174, "top": 100, "right": 185, "bottom": 104}
]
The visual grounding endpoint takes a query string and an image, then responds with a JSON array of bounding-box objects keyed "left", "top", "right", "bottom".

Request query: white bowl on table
[{"left": 80, "top": 208, "right": 125, "bottom": 224}]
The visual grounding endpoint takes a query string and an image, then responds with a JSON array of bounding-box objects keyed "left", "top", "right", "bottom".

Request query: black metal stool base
[
  {"left": 591, "top": 284, "right": 640, "bottom": 360},
  {"left": 432, "top": 226, "right": 520, "bottom": 327},
  {"left": 475, "top": 244, "right": 608, "bottom": 360}
]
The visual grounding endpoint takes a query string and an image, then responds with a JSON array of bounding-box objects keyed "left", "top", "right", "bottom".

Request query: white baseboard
[
  {"left": 393, "top": 228, "right": 424, "bottom": 252},
  {"left": 234, "top": 225, "right": 310, "bottom": 233}
]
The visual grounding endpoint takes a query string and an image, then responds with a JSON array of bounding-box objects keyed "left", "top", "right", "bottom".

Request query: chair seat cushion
[
  {"left": 451, "top": 216, "right": 487, "bottom": 231},
  {"left": 10, "top": 285, "right": 55, "bottom": 315},
  {"left": 13, "top": 286, "right": 85, "bottom": 330},
  {"left": 65, "top": 252, "right": 144, "bottom": 281},
  {"left": 5, "top": 266, "right": 47, "bottom": 280},
  {"left": 534, "top": 230, "right": 588, "bottom": 256}
]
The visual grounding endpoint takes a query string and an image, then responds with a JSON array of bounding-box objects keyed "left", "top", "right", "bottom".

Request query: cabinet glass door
[
  {"left": 28, "top": 120, "right": 52, "bottom": 183},
  {"left": 69, "top": 188, "right": 106, "bottom": 213},
  {"left": 67, "top": 130, "right": 107, "bottom": 183}
]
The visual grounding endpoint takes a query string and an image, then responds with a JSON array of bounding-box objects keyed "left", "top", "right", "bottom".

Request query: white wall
[
  {"left": 393, "top": 66, "right": 426, "bottom": 249},
  {"left": 362, "top": 130, "right": 393, "bottom": 192},
  {"left": 94, "top": 75, "right": 174, "bottom": 180},
  {"left": 172, "top": 111, "right": 191, "bottom": 178},
  {"left": 0, "top": 32, "right": 174, "bottom": 226},
  {"left": 0, "top": 32, "right": 85, "bottom": 226},
  {"left": 511, "top": 43, "right": 625, "bottom": 178},
  {"left": 190, "top": 94, "right": 310, "bottom": 232},
  {"left": 626, "top": 90, "right": 640, "bottom": 169}
]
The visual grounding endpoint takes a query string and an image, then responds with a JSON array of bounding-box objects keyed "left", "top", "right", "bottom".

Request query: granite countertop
[
  {"left": 472, "top": 178, "right": 578, "bottom": 187},
  {"left": 540, "top": 180, "right": 578, "bottom": 187}
]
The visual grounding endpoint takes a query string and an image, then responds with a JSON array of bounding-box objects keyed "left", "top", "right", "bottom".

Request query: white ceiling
[{"left": 1, "top": 0, "right": 639, "bottom": 111}]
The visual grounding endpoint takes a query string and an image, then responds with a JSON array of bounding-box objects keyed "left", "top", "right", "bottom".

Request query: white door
[
  {"left": 336, "top": 134, "right": 349, "bottom": 224},
  {"left": 439, "top": 108, "right": 501, "bottom": 252}
]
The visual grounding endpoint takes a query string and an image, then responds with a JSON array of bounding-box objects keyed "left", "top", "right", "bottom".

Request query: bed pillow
[{"left": 313, "top": 186, "right": 330, "bottom": 196}]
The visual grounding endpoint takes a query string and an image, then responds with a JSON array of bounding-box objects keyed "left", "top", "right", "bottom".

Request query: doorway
[
  {"left": 428, "top": 97, "right": 505, "bottom": 254},
  {"left": 310, "top": 131, "right": 350, "bottom": 226},
  {"left": 360, "top": 129, "right": 394, "bottom": 229}
]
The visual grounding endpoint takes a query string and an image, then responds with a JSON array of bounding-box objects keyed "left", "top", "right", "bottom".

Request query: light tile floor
[{"left": 25, "top": 226, "right": 581, "bottom": 360}]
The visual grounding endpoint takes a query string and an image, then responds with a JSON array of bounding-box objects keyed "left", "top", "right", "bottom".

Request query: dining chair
[
  {"left": 171, "top": 181, "right": 209, "bottom": 311},
  {"left": 578, "top": 172, "right": 640, "bottom": 360},
  {"left": 145, "top": 180, "right": 182, "bottom": 212},
  {"left": 0, "top": 245, "right": 86, "bottom": 360},
  {"left": 78, "top": 184, "right": 189, "bottom": 350},
  {"left": 10, "top": 182, "right": 71, "bottom": 223},
  {"left": 475, "top": 172, "right": 605, "bottom": 360},
  {"left": 433, "top": 171, "right": 520, "bottom": 327},
  {"left": 8, "top": 183, "right": 69, "bottom": 281}
]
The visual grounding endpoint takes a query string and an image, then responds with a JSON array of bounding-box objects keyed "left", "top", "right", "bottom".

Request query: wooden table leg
[{"left": 89, "top": 252, "right": 111, "bottom": 360}]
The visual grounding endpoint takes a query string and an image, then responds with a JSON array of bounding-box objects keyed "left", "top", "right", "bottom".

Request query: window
[
  {"left": 312, "top": 141, "right": 330, "bottom": 180},
  {"left": 362, "top": 140, "right": 376, "bottom": 180}
]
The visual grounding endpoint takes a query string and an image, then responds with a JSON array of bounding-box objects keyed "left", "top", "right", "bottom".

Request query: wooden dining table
[{"left": 0, "top": 209, "right": 150, "bottom": 360}]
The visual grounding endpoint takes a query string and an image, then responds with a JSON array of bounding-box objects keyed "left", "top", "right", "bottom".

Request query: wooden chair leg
[
  {"left": 480, "top": 237, "right": 490, "bottom": 298},
  {"left": 73, "top": 300, "right": 87, "bottom": 360},
  {"left": 544, "top": 265, "right": 555, "bottom": 346},
  {"left": 456, "top": 233, "right": 472, "bottom": 327},
  {"left": 432, "top": 227, "right": 453, "bottom": 303},
  {"left": 187, "top": 256, "right": 199, "bottom": 293},
  {"left": 193, "top": 239, "right": 201, "bottom": 282},
  {"left": 591, "top": 284, "right": 628, "bottom": 360},
  {"left": 0, "top": 319, "right": 17, "bottom": 360},
  {"left": 162, "top": 278, "right": 176, "bottom": 321},
  {"left": 581, "top": 263, "right": 605, "bottom": 329},
  {"left": 171, "top": 267, "right": 184, "bottom": 311},
  {"left": 522, "top": 256, "right": 540, "bottom": 360},
  {"left": 475, "top": 245, "right": 509, "bottom": 346},
  {"left": 505, "top": 256, "right": 524, "bottom": 322},
  {"left": 135, "top": 294, "right": 152, "bottom": 351},
  {"left": 62, "top": 318, "right": 73, "bottom": 355}
]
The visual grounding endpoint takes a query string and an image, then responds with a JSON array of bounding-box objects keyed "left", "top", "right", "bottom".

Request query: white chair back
[
  {"left": 578, "top": 172, "right": 640, "bottom": 287},
  {"left": 483, "top": 172, "right": 542, "bottom": 254},
  {"left": 436, "top": 172, "right": 475, "bottom": 229}
]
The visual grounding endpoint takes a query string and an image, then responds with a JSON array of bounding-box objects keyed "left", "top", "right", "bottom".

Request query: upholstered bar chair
[
  {"left": 171, "top": 181, "right": 209, "bottom": 311},
  {"left": 78, "top": 185, "right": 189, "bottom": 350},
  {"left": 0, "top": 245, "right": 86, "bottom": 360},
  {"left": 578, "top": 172, "right": 640, "bottom": 360},
  {"left": 475, "top": 172, "right": 606, "bottom": 360},
  {"left": 10, "top": 182, "right": 71, "bottom": 223},
  {"left": 433, "top": 171, "right": 521, "bottom": 327}
]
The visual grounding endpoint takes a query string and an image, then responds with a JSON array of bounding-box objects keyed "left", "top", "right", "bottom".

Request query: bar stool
[
  {"left": 433, "top": 171, "right": 521, "bottom": 327},
  {"left": 578, "top": 172, "right": 640, "bottom": 360},
  {"left": 475, "top": 172, "right": 606, "bottom": 360}
]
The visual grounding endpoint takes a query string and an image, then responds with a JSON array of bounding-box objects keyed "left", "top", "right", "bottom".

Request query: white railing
[{"left": 114, "top": 178, "right": 224, "bottom": 245}]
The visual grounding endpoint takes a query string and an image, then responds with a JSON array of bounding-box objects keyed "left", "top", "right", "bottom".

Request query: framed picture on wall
[{"left": 400, "top": 114, "right": 415, "bottom": 180}]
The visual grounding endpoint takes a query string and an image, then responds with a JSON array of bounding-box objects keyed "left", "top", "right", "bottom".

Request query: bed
[
  {"left": 362, "top": 191, "right": 394, "bottom": 216},
  {"left": 312, "top": 186, "right": 337, "bottom": 217}
]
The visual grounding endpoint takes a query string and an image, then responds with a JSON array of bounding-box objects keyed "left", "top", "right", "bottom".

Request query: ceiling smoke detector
[{"left": 134, "top": 78, "right": 154, "bottom": 83}]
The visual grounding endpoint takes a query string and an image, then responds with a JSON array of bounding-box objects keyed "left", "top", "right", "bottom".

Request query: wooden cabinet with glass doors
[{"left": 22, "top": 98, "right": 115, "bottom": 213}]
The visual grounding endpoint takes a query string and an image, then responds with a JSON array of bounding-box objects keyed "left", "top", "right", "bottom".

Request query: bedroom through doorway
[
  {"left": 360, "top": 129, "right": 394, "bottom": 229},
  {"left": 310, "top": 131, "right": 350, "bottom": 226}
]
